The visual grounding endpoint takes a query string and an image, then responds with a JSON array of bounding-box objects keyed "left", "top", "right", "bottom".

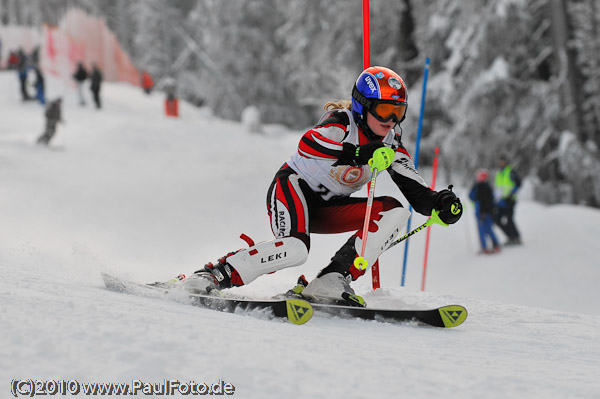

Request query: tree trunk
[
  {"left": 548, "top": 0, "right": 581, "bottom": 136},
  {"left": 587, "top": 0, "right": 600, "bottom": 148}
]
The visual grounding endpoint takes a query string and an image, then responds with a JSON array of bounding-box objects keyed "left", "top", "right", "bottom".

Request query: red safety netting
[
  {"left": 0, "top": 9, "right": 139, "bottom": 86},
  {"left": 42, "top": 9, "right": 139, "bottom": 86}
]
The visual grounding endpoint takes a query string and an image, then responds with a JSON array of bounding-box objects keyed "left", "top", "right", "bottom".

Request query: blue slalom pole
[{"left": 400, "top": 57, "right": 430, "bottom": 286}]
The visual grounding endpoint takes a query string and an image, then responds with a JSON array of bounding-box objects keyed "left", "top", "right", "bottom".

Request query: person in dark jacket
[
  {"left": 90, "top": 63, "right": 103, "bottom": 109},
  {"left": 17, "top": 49, "right": 31, "bottom": 101},
  {"left": 469, "top": 169, "right": 500, "bottom": 254},
  {"left": 494, "top": 155, "right": 522, "bottom": 245},
  {"left": 73, "top": 62, "right": 88, "bottom": 105},
  {"left": 37, "top": 98, "right": 63, "bottom": 146}
]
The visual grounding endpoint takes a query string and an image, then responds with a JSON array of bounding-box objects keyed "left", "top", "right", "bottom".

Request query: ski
[
  {"left": 308, "top": 301, "right": 467, "bottom": 328},
  {"left": 101, "top": 273, "right": 313, "bottom": 325},
  {"left": 102, "top": 273, "right": 465, "bottom": 327}
]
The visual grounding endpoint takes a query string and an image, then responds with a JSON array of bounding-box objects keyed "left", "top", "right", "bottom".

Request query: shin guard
[
  {"left": 226, "top": 236, "right": 308, "bottom": 284},
  {"left": 354, "top": 207, "right": 410, "bottom": 269}
]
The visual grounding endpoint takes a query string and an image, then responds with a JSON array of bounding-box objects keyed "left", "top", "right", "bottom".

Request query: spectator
[
  {"left": 30, "top": 46, "right": 40, "bottom": 66},
  {"left": 141, "top": 70, "right": 154, "bottom": 95},
  {"left": 7, "top": 51, "right": 20, "bottom": 69},
  {"left": 163, "top": 77, "right": 179, "bottom": 117},
  {"left": 33, "top": 66, "right": 45, "bottom": 105},
  {"left": 73, "top": 62, "right": 88, "bottom": 105},
  {"left": 90, "top": 63, "right": 103, "bottom": 109},
  {"left": 17, "top": 49, "right": 30, "bottom": 101},
  {"left": 469, "top": 169, "right": 500, "bottom": 254},
  {"left": 494, "top": 155, "right": 522, "bottom": 245}
]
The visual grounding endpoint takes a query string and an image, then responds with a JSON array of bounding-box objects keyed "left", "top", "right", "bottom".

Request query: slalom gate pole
[
  {"left": 362, "top": 0, "right": 380, "bottom": 289},
  {"left": 362, "top": 0, "right": 371, "bottom": 70},
  {"left": 400, "top": 57, "right": 430, "bottom": 286},
  {"left": 421, "top": 146, "right": 440, "bottom": 291}
]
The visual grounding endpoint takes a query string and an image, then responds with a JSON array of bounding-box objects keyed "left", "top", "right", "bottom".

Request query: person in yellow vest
[{"left": 494, "top": 155, "right": 522, "bottom": 245}]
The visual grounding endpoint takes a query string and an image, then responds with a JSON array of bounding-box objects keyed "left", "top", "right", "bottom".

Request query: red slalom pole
[
  {"left": 362, "top": 0, "right": 378, "bottom": 289},
  {"left": 421, "top": 147, "right": 440, "bottom": 291},
  {"left": 362, "top": 0, "right": 371, "bottom": 70}
]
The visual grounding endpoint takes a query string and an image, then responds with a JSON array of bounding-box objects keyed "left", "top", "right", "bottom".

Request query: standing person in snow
[
  {"left": 176, "top": 66, "right": 463, "bottom": 306},
  {"left": 73, "top": 62, "right": 88, "bottom": 106},
  {"left": 141, "top": 70, "right": 154, "bottom": 95},
  {"left": 163, "top": 76, "right": 179, "bottom": 117},
  {"left": 36, "top": 98, "right": 63, "bottom": 146},
  {"left": 17, "top": 49, "right": 30, "bottom": 101},
  {"left": 7, "top": 51, "right": 20, "bottom": 69},
  {"left": 469, "top": 169, "right": 500, "bottom": 254},
  {"left": 494, "top": 155, "right": 522, "bottom": 245},
  {"left": 90, "top": 63, "right": 103, "bottom": 109},
  {"left": 33, "top": 65, "right": 45, "bottom": 105}
]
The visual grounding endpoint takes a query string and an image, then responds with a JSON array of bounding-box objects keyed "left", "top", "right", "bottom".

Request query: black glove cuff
[
  {"left": 333, "top": 142, "right": 357, "bottom": 166},
  {"left": 435, "top": 189, "right": 456, "bottom": 210}
]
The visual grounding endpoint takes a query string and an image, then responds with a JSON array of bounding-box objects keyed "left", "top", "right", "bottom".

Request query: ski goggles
[{"left": 369, "top": 101, "right": 407, "bottom": 123}]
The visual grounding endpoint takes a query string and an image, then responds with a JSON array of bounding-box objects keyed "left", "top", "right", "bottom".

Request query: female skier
[{"left": 180, "top": 66, "right": 463, "bottom": 305}]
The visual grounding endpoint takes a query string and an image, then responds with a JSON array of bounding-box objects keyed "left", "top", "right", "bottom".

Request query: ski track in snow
[{"left": 1, "top": 72, "right": 599, "bottom": 399}]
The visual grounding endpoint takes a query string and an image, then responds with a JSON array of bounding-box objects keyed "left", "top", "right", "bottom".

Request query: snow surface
[{"left": 1, "top": 71, "right": 599, "bottom": 399}]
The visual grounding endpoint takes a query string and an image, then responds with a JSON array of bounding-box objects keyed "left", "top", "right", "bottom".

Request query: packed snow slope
[{"left": 1, "top": 71, "right": 599, "bottom": 399}]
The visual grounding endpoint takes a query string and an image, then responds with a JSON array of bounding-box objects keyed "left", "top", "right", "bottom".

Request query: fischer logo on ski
[{"left": 286, "top": 300, "right": 313, "bottom": 325}]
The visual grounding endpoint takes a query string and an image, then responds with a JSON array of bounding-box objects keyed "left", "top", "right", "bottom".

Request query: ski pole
[
  {"left": 387, "top": 184, "right": 455, "bottom": 252},
  {"left": 354, "top": 147, "right": 395, "bottom": 272},
  {"left": 355, "top": 167, "right": 378, "bottom": 271},
  {"left": 385, "top": 209, "right": 447, "bottom": 252}
]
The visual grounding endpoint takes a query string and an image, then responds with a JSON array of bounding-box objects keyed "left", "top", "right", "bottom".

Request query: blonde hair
[{"left": 323, "top": 99, "right": 352, "bottom": 111}]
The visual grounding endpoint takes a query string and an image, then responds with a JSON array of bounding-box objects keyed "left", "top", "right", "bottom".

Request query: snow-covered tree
[{"left": 2, "top": 0, "right": 598, "bottom": 206}]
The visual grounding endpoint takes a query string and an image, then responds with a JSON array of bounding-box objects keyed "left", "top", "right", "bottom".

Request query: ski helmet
[{"left": 352, "top": 66, "right": 408, "bottom": 126}]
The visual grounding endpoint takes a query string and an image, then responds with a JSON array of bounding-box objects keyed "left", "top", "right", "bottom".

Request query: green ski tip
[
  {"left": 286, "top": 299, "right": 313, "bottom": 325},
  {"left": 438, "top": 305, "right": 468, "bottom": 328}
]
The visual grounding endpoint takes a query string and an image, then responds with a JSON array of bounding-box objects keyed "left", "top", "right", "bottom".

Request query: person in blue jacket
[
  {"left": 469, "top": 169, "right": 500, "bottom": 254},
  {"left": 33, "top": 66, "right": 45, "bottom": 105},
  {"left": 494, "top": 155, "right": 522, "bottom": 245}
]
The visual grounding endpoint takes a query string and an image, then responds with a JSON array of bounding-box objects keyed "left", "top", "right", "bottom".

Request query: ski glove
[
  {"left": 334, "top": 142, "right": 386, "bottom": 166},
  {"left": 435, "top": 187, "right": 463, "bottom": 225}
]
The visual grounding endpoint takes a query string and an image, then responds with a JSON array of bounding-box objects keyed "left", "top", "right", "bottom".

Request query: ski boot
[
  {"left": 147, "top": 274, "right": 186, "bottom": 289},
  {"left": 284, "top": 275, "right": 309, "bottom": 297},
  {"left": 301, "top": 236, "right": 366, "bottom": 307},
  {"left": 301, "top": 268, "right": 365, "bottom": 307},
  {"left": 178, "top": 251, "right": 244, "bottom": 295}
]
